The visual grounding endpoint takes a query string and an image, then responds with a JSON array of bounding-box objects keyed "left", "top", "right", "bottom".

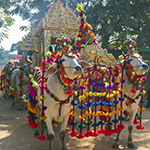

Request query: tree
[
  {"left": 10, "top": 42, "right": 20, "bottom": 52},
  {"left": 10, "top": 0, "right": 92, "bottom": 28},
  {"left": 0, "top": 47, "right": 10, "bottom": 65},
  {"left": 86, "top": 0, "right": 150, "bottom": 50},
  {"left": 0, "top": 8, "right": 15, "bottom": 42}
]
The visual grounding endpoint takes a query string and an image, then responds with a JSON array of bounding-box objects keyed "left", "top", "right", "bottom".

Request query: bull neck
[
  {"left": 47, "top": 74, "right": 71, "bottom": 101},
  {"left": 123, "top": 72, "right": 140, "bottom": 98}
]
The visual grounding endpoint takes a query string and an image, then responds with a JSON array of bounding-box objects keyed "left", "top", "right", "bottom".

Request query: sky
[{"left": 1, "top": 15, "right": 30, "bottom": 51}]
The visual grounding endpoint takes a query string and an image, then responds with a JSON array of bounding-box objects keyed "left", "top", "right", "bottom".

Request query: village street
[{"left": 0, "top": 96, "right": 150, "bottom": 150}]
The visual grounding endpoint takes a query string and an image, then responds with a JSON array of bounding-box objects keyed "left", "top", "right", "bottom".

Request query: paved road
[{"left": 0, "top": 97, "right": 150, "bottom": 150}]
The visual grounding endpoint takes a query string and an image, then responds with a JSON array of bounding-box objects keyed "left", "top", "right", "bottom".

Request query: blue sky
[{"left": 1, "top": 15, "right": 30, "bottom": 51}]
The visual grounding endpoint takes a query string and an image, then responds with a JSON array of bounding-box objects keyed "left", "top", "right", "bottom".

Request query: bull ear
[
  {"left": 80, "top": 60, "right": 91, "bottom": 70},
  {"left": 46, "top": 63, "right": 57, "bottom": 75}
]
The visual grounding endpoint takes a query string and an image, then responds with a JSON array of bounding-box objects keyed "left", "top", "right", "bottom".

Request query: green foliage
[
  {"left": 0, "top": 47, "right": 10, "bottom": 65},
  {"left": 1, "top": 0, "right": 150, "bottom": 51},
  {"left": 10, "top": 0, "right": 92, "bottom": 29},
  {"left": 86, "top": 0, "right": 150, "bottom": 50},
  {"left": 10, "top": 42, "right": 20, "bottom": 52},
  {"left": 0, "top": 8, "right": 15, "bottom": 42}
]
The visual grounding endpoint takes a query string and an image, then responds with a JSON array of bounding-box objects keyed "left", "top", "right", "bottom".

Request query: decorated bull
[
  {"left": 27, "top": 36, "right": 90, "bottom": 150},
  {"left": 66, "top": 5, "right": 149, "bottom": 149},
  {"left": 111, "top": 41, "right": 149, "bottom": 149},
  {"left": 26, "top": 4, "right": 149, "bottom": 150},
  {"left": 1, "top": 60, "right": 19, "bottom": 99},
  {"left": 10, "top": 60, "right": 33, "bottom": 110}
]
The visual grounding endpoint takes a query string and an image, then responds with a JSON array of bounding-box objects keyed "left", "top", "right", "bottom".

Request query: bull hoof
[
  {"left": 48, "top": 134, "right": 54, "bottom": 150},
  {"left": 112, "top": 142, "right": 119, "bottom": 149},
  {"left": 128, "top": 142, "right": 135, "bottom": 149},
  {"left": 12, "top": 102, "right": 15, "bottom": 106}
]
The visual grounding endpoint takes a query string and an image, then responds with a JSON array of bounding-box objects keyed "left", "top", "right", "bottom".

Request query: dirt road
[{"left": 0, "top": 97, "right": 150, "bottom": 150}]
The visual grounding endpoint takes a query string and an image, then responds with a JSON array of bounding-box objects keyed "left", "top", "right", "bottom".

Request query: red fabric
[{"left": 16, "top": 56, "right": 22, "bottom": 59}]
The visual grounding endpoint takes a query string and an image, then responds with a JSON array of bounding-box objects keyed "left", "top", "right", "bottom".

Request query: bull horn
[
  {"left": 122, "top": 52, "right": 126, "bottom": 56},
  {"left": 22, "top": 64, "right": 27, "bottom": 67}
]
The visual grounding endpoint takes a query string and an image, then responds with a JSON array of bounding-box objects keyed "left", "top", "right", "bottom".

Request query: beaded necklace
[
  {"left": 47, "top": 90, "right": 72, "bottom": 122},
  {"left": 124, "top": 93, "right": 141, "bottom": 107}
]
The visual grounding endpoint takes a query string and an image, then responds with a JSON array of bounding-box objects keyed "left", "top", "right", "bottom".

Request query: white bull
[
  {"left": 2, "top": 62, "right": 14, "bottom": 99},
  {"left": 35, "top": 54, "right": 90, "bottom": 150},
  {"left": 112, "top": 52, "right": 149, "bottom": 149},
  {"left": 11, "top": 63, "right": 33, "bottom": 110}
]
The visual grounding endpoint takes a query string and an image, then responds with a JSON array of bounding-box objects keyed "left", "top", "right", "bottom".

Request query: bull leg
[
  {"left": 12, "top": 91, "right": 17, "bottom": 106},
  {"left": 48, "top": 134, "right": 54, "bottom": 150},
  {"left": 18, "top": 96, "right": 23, "bottom": 111},
  {"left": 59, "top": 113, "right": 70, "bottom": 150},
  {"left": 3, "top": 89, "right": 7, "bottom": 100},
  {"left": 34, "top": 106, "right": 41, "bottom": 137},
  {"left": 112, "top": 130, "right": 122, "bottom": 149},
  {"left": 59, "top": 131, "right": 65, "bottom": 150},
  {"left": 5, "top": 86, "right": 10, "bottom": 99},
  {"left": 127, "top": 109, "right": 137, "bottom": 149},
  {"left": 12, "top": 97, "right": 15, "bottom": 106},
  {"left": 46, "top": 116, "right": 55, "bottom": 150},
  {"left": 112, "top": 112, "right": 121, "bottom": 149}
]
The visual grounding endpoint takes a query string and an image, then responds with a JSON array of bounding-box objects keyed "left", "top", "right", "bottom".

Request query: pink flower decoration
[
  {"left": 40, "top": 60, "right": 46, "bottom": 66},
  {"left": 47, "top": 57, "right": 55, "bottom": 63},
  {"left": 142, "top": 77, "right": 147, "bottom": 81},
  {"left": 46, "top": 89, "right": 50, "bottom": 93},
  {"left": 79, "top": 25, "right": 83, "bottom": 29}
]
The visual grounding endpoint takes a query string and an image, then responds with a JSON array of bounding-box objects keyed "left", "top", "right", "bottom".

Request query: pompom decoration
[
  {"left": 36, "top": 135, "right": 47, "bottom": 141},
  {"left": 130, "top": 88, "right": 136, "bottom": 93},
  {"left": 47, "top": 57, "right": 55, "bottom": 63},
  {"left": 136, "top": 125, "right": 145, "bottom": 130},
  {"left": 18, "top": 67, "right": 23, "bottom": 99},
  {"left": 25, "top": 5, "right": 147, "bottom": 143}
]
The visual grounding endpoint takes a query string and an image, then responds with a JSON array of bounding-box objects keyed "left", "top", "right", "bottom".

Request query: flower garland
[
  {"left": 0, "top": 72, "right": 3, "bottom": 91},
  {"left": 91, "top": 65, "right": 99, "bottom": 137},
  {"left": 18, "top": 66, "right": 23, "bottom": 97},
  {"left": 98, "top": 70, "right": 106, "bottom": 134},
  {"left": 9, "top": 86, "right": 15, "bottom": 99},
  {"left": 1, "top": 65, "right": 10, "bottom": 94},
  {"left": 68, "top": 85, "right": 78, "bottom": 137},
  {"left": 28, "top": 51, "right": 80, "bottom": 140},
  {"left": 77, "top": 74, "right": 86, "bottom": 139},
  {"left": 27, "top": 68, "right": 40, "bottom": 129},
  {"left": 136, "top": 77, "right": 147, "bottom": 130},
  {"left": 75, "top": 5, "right": 97, "bottom": 52},
  {"left": 68, "top": 66, "right": 125, "bottom": 138},
  {"left": 36, "top": 60, "right": 47, "bottom": 141}
]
